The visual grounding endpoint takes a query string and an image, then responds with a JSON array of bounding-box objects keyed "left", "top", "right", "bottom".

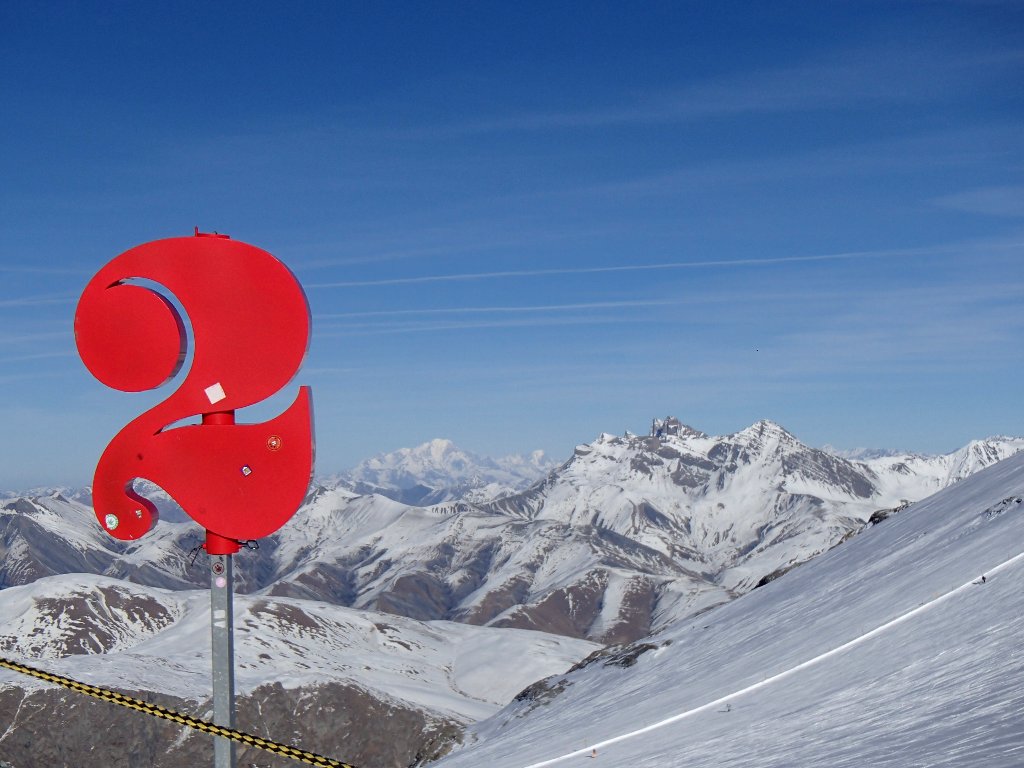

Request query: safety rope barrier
[{"left": 0, "top": 656, "right": 358, "bottom": 767}]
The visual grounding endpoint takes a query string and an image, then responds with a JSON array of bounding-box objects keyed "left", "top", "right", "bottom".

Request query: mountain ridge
[
  {"left": 3, "top": 419, "right": 1024, "bottom": 766},
  {"left": 3, "top": 418, "right": 1021, "bottom": 645}
]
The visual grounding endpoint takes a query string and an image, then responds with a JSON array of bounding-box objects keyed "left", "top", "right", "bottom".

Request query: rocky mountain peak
[
  {"left": 735, "top": 418, "right": 796, "bottom": 442},
  {"left": 650, "top": 417, "right": 706, "bottom": 440}
]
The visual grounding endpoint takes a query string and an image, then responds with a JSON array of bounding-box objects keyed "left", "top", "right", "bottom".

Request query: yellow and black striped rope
[{"left": 0, "top": 656, "right": 358, "bottom": 767}]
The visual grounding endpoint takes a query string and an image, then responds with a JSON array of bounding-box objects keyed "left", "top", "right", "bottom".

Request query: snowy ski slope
[{"left": 437, "top": 450, "right": 1024, "bottom": 767}]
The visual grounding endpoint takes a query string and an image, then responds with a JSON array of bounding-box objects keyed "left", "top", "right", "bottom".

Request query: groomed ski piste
[{"left": 437, "top": 450, "right": 1024, "bottom": 767}]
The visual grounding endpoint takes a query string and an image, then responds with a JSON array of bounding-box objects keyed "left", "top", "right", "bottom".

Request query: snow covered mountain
[
  {"left": 434, "top": 442, "right": 1024, "bottom": 767},
  {"left": 330, "top": 438, "right": 555, "bottom": 505},
  {"left": 0, "top": 575, "right": 596, "bottom": 767},
  {"left": 0, "top": 493, "right": 208, "bottom": 592},
  {"left": 481, "top": 419, "right": 1024, "bottom": 589},
  {"left": 4, "top": 420, "right": 1021, "bottom": 648},
  {"left": 3, "top": 421, "right": 1024, "bottom": 766}
]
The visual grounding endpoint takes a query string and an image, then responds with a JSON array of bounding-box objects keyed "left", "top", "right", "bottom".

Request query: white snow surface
[
  {"left": 0, "top": 576, "right": 598, "bottom": 723},
  {"left": 437, "top": 449, "right": 1024, "bottom": 767}
]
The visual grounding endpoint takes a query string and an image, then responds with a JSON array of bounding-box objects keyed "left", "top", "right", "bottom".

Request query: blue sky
[{"left": 2, "top": 1, "right": 1023, "bottom": 489}]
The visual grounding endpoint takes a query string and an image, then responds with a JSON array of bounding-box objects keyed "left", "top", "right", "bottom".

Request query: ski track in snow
[{"left": 521, "top": 549, "right": 1024, "bottom": 768}]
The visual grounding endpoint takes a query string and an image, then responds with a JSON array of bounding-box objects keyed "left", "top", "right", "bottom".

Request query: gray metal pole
[{"left": 211, "top": 553, "right": 237, "bottom": 768}]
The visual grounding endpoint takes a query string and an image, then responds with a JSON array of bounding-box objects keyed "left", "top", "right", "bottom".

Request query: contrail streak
[
  {"left": 317, "top": 299, "right": 672, "bottom": 319},
  {"left": 0, "top": 294, "right": 77, "bottom": 308},
  {"left": 306, "top": 245, "right": 964, "bottom": 289}
]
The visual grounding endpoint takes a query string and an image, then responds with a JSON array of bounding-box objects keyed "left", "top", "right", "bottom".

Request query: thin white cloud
[
  {"left": 411, "top": 42, "right": 1022, "bottom": 137},
  {"left": 0, "top": 351, "right": 77, "bottom": 364},
  {"left": 306, "top": 244, "right": 980, "bottom": 289},
  {"left": 559, "top": 123, "right": 1021, "bottom": 203},
  {"left": 316, "top": 314, "right": 657, "bottom": 337},
  {"left": 933, "top": 185, "right": 1024, "bottom": 218},
  {"left": 0, "top": 264, "right": 91, "bottom": 276},
  {"left": 290, "top": 220, "right": 627, "bottom": 271},
  {"left": 0, "top": 369, "right": 77, "bottom": 385},
  {"left": 0, "top": 293, "right": 77, "bottom": 308},
  {"left": 301, "top": 366, "right": 362, "bottom": 377},
  {"left": 0, "top": 331, "right": 68, "bottom": 347},
  {"left": 317, "top": 299, "right": 673, "bottom": 319}
]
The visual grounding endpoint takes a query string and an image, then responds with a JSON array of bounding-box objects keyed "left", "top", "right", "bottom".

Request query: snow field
[
  {"left": 523, "top": 548, "right": 1024, "bottom": 767},
  {"left": 438, "top": 452, "right": 1024, "bottom": 767},
  {"left": 0, "top": 580, "right": 598, "bottom": 724}
]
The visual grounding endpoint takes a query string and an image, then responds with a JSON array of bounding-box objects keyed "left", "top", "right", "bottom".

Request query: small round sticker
[{"left": 267, "top": 435, "right": 282, "bottom": 451}]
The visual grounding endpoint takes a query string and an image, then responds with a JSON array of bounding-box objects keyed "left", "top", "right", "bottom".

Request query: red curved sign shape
[{"left": 75, "top": 235, "right": 314, "bottom": 543}]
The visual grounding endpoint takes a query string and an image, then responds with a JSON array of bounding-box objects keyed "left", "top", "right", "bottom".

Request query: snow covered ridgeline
[
  {"left": 3, "top": 420, "right": 1022, "bottom": 649},
  {"left": 0, "top": 575, "right": 598, "bottom": 767},
  {"left": 468, "top": 418, "right": 1024, "bottom": 634},
  {"left": 437, "top": 448, "right": 1024, "bottom": 767}
]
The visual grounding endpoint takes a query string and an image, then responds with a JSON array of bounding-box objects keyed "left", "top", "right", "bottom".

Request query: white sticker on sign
[{"left": 204, "top": 382, "right": 226, "bottom": 404}]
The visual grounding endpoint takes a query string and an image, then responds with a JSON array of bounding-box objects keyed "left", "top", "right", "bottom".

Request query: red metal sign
[{"left": 75, "top": 233, "right": 314, "bottom": 552}]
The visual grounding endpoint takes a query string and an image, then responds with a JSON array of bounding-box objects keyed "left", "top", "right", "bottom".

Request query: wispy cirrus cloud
[
  {"left": 316, "top": 313, "right": 661, "bottom": 338},
  {"left": 314, "top": 299, "right": 673, "bottom": 336},
  {"left": 933, "top": 185, "right": 1024, "bottom": 218},
  {"left": 0, "top": 331, "right": 68, "bottom": 347},
  {"left": 317, "top": 299, "right": 672, "bottom": 320},
  {"left": 415, "top": 43, "right": 1023, "bottom": 137},
  {"left": 0, "top": 351, "right": 77, "bottom": 364},
  {"left": 306, "top": 243, "right": 987, "bottom": 289},
  {"left": 0, "top": 293, "right": 77, "bottom": 308},
  {"left": 0, "top": 263, "right": 91, "bottom": 275}
]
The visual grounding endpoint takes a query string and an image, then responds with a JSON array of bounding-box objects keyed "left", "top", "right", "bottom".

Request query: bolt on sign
[{"left": 74, "top": 231, "right": 315, "bottom": 550}]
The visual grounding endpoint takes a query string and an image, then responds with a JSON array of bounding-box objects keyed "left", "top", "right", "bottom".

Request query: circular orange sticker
[{"left": 267, "top": 435, "right": 282, "bottom": 451}]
